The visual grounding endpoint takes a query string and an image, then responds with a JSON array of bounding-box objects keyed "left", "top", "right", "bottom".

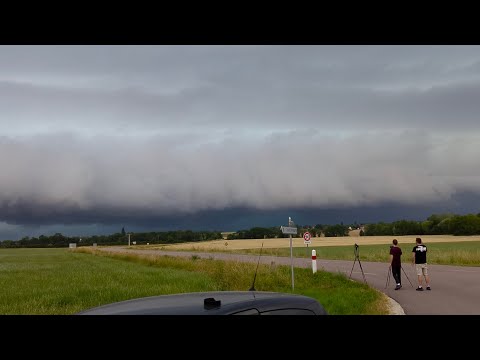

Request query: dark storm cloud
[
  {"left": 1, "top": 45, "right": 480, "bottom": 232},
  {"left": 1, "top": 130, "right": 480, "bottom": 227}
]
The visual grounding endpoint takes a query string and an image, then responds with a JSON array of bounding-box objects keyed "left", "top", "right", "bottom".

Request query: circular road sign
[{"left": 303, "top": 232, "right": 311, "bottom": 242}]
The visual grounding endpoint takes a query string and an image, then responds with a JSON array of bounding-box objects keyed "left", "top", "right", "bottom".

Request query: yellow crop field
[{"left": 153, "top": 234, "right": 480, "bottom": 251}]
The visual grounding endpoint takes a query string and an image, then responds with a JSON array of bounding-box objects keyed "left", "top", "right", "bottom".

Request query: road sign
[
  {"left": 303, "top": 231, "right": 311, "bottom": 244},
  {"left": 281, "top": 226, "right": 298, "bottom": 235}
]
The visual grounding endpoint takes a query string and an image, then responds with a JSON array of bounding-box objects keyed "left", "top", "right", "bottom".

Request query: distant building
[{"left": 221, "top": 232, "right": 236, "bottom": 240}]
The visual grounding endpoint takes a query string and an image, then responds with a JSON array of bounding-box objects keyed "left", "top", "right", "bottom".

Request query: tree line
[
  {"left": 226, "top": 223, "right": 351, "bottom": 240},
  {"left": 226, "top": 213, "right": 480, "bottom": 239},
  {"left": 1, "top": 212, "right": 480, "bottom": 248},
  {"left": 0, "top": 230, "right": 222, "bottom": 248},
  {"left": 364, "top": 213, "right": 480, "bottom": 236}
]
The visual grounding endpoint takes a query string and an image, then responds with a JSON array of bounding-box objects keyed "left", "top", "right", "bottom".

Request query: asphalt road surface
[{"left": 99, "top": 247, "right": 480, "bottom": 315}]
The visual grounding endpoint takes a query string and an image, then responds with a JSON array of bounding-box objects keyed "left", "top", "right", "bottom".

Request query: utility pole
[{"left": 128, "top": 233, "right": 131, "bottom": 247}]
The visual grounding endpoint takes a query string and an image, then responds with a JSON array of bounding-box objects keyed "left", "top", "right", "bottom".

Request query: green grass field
[
  {"left": 0, "top": 248, "right": 388, "bottom": 315},
  {"left": 177, "top": 241, "right": 480, "bottom": 266}
]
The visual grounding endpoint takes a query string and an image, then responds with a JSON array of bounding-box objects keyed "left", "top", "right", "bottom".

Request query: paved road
[{"left": 99, "top": 247, "right": 480, "bottom": 315}]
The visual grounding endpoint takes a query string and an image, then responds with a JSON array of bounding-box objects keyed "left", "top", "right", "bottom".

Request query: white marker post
[
  {"left": 280, "top": 217, "right": 297, "bottom": 291},
  {"left": 290, "top": 233, "right": 294, "bottom": 290},
  {"left": 312, "top": 249, "right": 317, "bottom": 274}
]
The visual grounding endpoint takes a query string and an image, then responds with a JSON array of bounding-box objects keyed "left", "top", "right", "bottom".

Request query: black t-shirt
[
  {"left": 412, "top": 244, "right": 427, "bottom": 264},
  {"left": 390, "top": 246, "right": 402, "bottom": 267}
]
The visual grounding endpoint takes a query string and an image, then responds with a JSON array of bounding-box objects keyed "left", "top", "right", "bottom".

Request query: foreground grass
[
  {"left": 156, "top": 241, "right": 480, "bottom": 266},
  {"left": 0, "top": 248, "right": 388, "bottom": 315},
  {"left": 0, "top": 248, "right": 215, "bottom": 315}
]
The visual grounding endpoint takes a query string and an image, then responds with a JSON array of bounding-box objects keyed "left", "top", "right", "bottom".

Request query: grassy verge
[{"left": 0, "top": 248, "right": 388, "bottom": 315}]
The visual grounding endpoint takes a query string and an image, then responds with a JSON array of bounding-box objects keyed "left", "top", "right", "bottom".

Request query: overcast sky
[{"left": 1, "top": 45, "right": 480, "bottom": 239}]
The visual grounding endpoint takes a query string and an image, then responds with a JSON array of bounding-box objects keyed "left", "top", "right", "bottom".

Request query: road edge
[{"left": 386, "top": 295, "right": 405, "bottom": 315}]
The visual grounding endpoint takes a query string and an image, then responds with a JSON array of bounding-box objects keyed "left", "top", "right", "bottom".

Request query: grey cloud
[
  {"left": 1, "top": 131, "right": 480, "bottom": 226},
  {"left": 2, "top": 45, "right": 480, "bottom": 230},
  {"left": 2, "top": 76, "right": 480, "bottom": 136},
  {"left": 1, "top": 46, "right": 480, "bottom": 136}
]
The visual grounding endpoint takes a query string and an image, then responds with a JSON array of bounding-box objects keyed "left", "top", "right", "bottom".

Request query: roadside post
[{"left": 312, "top": 249, "right": 317, "bottom": 274}]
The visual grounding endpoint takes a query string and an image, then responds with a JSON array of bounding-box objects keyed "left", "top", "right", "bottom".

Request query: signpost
[
  {"left": 303, "top": 231, "right": 311, "bottom": 256},
  {"left": 281, "top": 217, "right": 297, "bottom": 291},
  {"left": 280, "top": 226, "right": 297, "bottom": 235}
]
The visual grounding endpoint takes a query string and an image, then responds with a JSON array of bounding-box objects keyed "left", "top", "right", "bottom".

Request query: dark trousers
[{"left": 392, "top": 265, "right": 401, "bottom": 285}]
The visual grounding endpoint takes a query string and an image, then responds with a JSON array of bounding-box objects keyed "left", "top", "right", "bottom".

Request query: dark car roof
[{"left": 77, "top": 291, "right": 328, "bottom": 315}]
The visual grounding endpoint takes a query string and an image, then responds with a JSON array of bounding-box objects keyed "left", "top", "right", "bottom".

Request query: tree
[
  {"left": 121, "top": 227, "right": 126, "bottom": 236},
  {"left": 324, "top": 224, "right": 349, "bottom": 237},
  {"left": 427, "top": 213, "right": 454, "bottom": 227},
  {"left": 449, "top": 215, "right": 480, "bottom": 235}
]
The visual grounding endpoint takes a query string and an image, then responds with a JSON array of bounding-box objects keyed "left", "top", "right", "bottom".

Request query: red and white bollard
[{"left": 312, "top": 249, "right": 317, "bottom": 274}]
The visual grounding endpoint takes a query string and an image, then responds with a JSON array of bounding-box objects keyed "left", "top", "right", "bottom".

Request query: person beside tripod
[
  {"left": 412, "top": 237, "right": 431, "bottom": 291},
  {"left": 390, "top": 239, "right": 402, "bottom": 290}
]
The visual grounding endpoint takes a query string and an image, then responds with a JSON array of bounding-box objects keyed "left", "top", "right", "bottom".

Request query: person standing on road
[
  {"left": 390, "top": 239, "right": 402, "bottom": 290},
  {"left": 412, "top": 237, "right": 431, "bottom": 291}
]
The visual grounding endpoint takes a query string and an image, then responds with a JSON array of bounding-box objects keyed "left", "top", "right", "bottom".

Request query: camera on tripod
[
  {"left": 350, "top": 243, "right": 367, "bottom": 284},
  {"left": 354, "top": 243, "right": 359, "bottom": 255}
]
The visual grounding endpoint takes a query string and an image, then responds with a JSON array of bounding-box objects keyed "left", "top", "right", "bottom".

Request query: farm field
[
  {"left": 139, "top": 235, "right": 480, "bottom": 266},
  {"left": 145, "top": 234, "right": 480, "bottom": 251}
]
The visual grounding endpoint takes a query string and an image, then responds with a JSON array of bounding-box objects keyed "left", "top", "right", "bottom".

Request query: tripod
[
  {"left": 385, "top": 265, "right": 414, "bottom": 289},
  {"left": 349, "top": 244, "right": 367, "bottom": 284}
]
